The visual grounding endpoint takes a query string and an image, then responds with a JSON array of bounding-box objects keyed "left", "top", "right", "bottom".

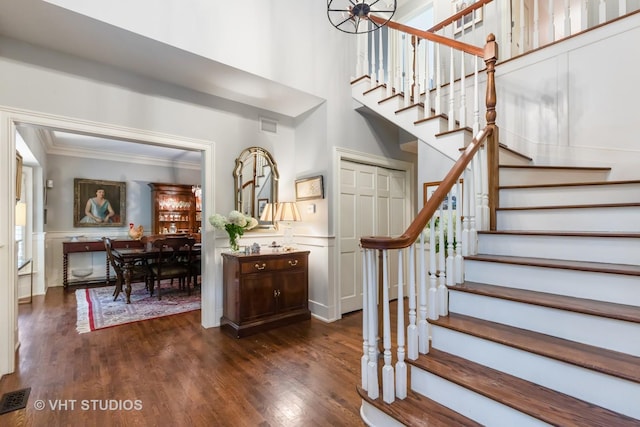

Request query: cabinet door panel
[
  {"left": 277, "top": 270, "right": 308, "bottom": 313},
  {"left": 239, "top": 274, "right": 277, "bottom": 322}
]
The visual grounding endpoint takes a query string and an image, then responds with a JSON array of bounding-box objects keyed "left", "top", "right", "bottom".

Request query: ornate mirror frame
[{"left": 233, "top": 147, "right": 279, "bottom": 228}]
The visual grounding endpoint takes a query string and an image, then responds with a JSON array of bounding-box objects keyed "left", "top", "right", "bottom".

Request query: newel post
[{"left": 484, "top": 34, "right": 499, "bottom": 231}]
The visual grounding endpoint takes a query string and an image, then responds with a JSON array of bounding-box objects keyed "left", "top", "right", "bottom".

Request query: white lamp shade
[
  {"left": 274, "top": 202, "right": 301, "bottom": 222},
  {"left": 15, "top": 202, "right": 27, "bottom": 226}
]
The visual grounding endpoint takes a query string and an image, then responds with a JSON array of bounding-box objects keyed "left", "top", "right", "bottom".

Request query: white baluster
[
  {"left": 619, "top": 0, "right": 627, "bottom": 15},
  {"left": 599, "top": 0, "right": 606, "bottom": 24},
  {"left": 386, "top": 30, "right": 395, "bottom": 98},
  {"left": 419, "top": 226, "right": 429, "bottom": 354},
  {"left": 473, "top": 55, "right": 480, "bottom": 134},
  {"left": 534, "top": 0, "right": 540, "bottom": 48},
  {"left": 448, "top": 46, "right": 455, "bottom": 130},
  {"left": 370, "top": 26, "right": 377, "bottom": 88},
  {"left": 549, "top": 0, "right": 556, "bottom": 42},
  {"left": 366, "top": 249, "right": 379, "bottom": 400},
  {"left": 446, "top": 196, "right": 455, "bottom": 288},
  {"left": 378, "top": 28, "right": 385, "bottom": 89},
  {"left": 433, "top": 205, "right": 444, "bottom": 320},
  {"left": 454, "top": 179, "right": 464, "bottom": 286},
  {"left": 407, "top": 244, "right": 418, "bottom": 360},
  {"left": 404, "top": 34, "right": 411, "bottom": 108},
  {"left": 435, "top": 43, "right": 442, "bottom": 115},
  {"left": 381, "top": 251, "right": 395, "bottom": 403},
  {"left": 519, "top": 0, "right": 526, "bottom": 55},
  {"left": 423, "top": 40, "right": 432, "bottom": 119},
  {"left": 480, "top": 146, "right": 490, "bottom": 231},
  {"left": 361, "top": 249, "right": 369, "bottom": 391},
  {"left": 395, "top": 250, "right": 407, "bottom": 399},
  {"left": 459, "top": 49, "right": 466, "bottom": 128},
  {"left": 415, "top": 38, "right": 422, "bottom": 105},
  {"left": 564, "top": 0, "right": 572, "bottom": 37},
  {"left": 462, "top": 169, "right": 471, "bottom": 257}
]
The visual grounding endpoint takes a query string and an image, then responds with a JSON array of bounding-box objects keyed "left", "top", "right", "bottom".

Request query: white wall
[{"left": 495, "top": 13, "right": 640, "bottom": 178}]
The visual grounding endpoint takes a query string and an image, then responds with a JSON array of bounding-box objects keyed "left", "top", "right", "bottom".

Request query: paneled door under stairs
[{"left": 339, "top": 160, "right": 407, "bottom": 314}]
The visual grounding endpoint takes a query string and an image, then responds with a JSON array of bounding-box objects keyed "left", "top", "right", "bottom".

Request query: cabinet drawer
[
  {"left": 63, "top": 241, "right": 104, "bottom": 253},
  {"left": 239, "top": 254, "right": 307, "bottom": 274}
]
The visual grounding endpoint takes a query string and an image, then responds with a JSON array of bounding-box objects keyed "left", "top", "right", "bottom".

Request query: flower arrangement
[{"left": 209, "top": 210, "right": 258, "bottom": 251}]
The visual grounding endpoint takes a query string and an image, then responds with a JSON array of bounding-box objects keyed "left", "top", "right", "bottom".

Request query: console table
[
  {"left": 62, "top": 239, "right": 143, "bottom": 289},
  {"left": 221, "top": 250, "right": 311, "bottom": 338}
]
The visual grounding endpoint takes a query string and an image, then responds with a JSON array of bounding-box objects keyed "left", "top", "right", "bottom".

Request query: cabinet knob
[
  {"left": 288, "top": 259, "right": 298, "bottom": 267},
  {"left": 273, "top": 289, "right": 281, "bottom": 297},
  {"left": 84, "top": 245, "right": 90, "bottom": 251},
  {"left": 254, "top": 263, "right": 266, "bottom": 270}
]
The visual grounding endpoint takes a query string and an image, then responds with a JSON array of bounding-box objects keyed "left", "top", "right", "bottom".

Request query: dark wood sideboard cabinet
[{"left": 221, "top": 250, "right": 311, "bottom": 338}]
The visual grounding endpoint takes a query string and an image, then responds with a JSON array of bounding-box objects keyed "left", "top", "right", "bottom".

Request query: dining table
[{"left": 113, "top": 243, "right": 201, "bottom": 303}]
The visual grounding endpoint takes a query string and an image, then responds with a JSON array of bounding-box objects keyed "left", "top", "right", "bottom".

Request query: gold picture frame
[
  {"left": 295, "top": 175, "right": 324, "bottom": 201},
  {"left": 74, "top": 178, "right": 126, "bottom": 227},
  {"left": 423, "top": 179, "right": 463, "bottom": 210}
]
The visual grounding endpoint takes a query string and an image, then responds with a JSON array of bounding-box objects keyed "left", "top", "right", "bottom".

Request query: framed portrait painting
[{"left": 74, "top": 178, "right": 126, "bottom": 227}]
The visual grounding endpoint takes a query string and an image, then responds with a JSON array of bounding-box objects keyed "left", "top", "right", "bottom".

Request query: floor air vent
[{"left": 0, "top": 387, "right": 31, "bottom": 414}]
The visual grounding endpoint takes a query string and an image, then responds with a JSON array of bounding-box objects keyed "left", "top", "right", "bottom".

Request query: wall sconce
[{"left": 274, "top": 202, "right": 301, "bottom": 246}]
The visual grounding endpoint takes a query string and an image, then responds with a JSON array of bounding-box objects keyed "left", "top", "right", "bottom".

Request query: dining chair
[
  {"left": 103, "top": 237, "right": 149, "bottom": 301},
  {"left": 147, "top": 236, "right": 196, "bottom": 300}
]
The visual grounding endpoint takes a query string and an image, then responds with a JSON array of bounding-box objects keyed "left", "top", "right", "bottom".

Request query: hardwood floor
[{"left": 0, "top": 288, "right": 366, "bottom": 426}]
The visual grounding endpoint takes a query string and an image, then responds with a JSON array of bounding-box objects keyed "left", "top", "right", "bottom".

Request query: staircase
[{"left": 352, "top": 76, "right": 640, "bottom": 425}]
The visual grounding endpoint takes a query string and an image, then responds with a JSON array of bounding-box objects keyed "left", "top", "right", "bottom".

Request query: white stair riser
[
  {"left": 464, "top": 260, "right": 640, "bottom": 306},
  {"left": 448, "top": 291, "right": 640, "bottom": 356},
  {"left": 431, "top": 326, "right": 640, "bottom": 419},
  {"left": 500, "top": 168, "right": 610, "bottom": 185},
  {"left": 499, "top": 150, "right": 531, "bottom": 166},
  {"left": 477, "top": 234, "right": 640, "bottom": 265},
  {"left": 360, "top": 402, "right": 405, "bottom": 427},
  {"left": 496, "top": 206, "right": 640, "bottom": 232},
  {"left": 411, "top": 369, "right": 548, "bottom": 427},
  {"left": 500, "top": 183, "right": 640, "bottom": 208}
]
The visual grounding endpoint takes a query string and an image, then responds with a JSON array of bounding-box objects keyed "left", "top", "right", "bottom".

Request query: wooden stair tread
[
  {"left": 499, "top": 165, "right": 611, "bottom": 171},
  {"left": 357, "top": 385, "right": 482, "bottom": 427},
  {"left": 500, "top": 179, "right": 640, "bottom": 190},
  {"left": 465, "top": 253, "right": 640, "bottom": 276},
  {"left": 497, "top": 201, "right": 640, "bottom": 211},
  {"left": 430, "top": 313, "right": 640, "bottom": 383},
  {"left": 478, "top": 230, "right": 640, "bottom": 238},
  {"left": 449, "top": 281, "right": 640, "bottom": 323},
  {"left": 409, "top": 349, "right": 640, "bottom": 426}
]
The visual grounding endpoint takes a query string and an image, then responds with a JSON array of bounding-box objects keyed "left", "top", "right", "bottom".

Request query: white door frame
[
  {"left": 0, "top": 106, "right": 218, "bottom": 376},
  {"left": 332, "top": 147, "right": 415, "bottom": 319}
]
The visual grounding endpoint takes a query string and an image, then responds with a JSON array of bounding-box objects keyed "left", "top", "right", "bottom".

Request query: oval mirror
[{"left": 233, "top": 147, "right": 279, "bottom": 228}]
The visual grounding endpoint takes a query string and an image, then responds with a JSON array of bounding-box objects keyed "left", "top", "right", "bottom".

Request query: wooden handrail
[
  {"left": 360, "top": 125, "right": 492, "bottom": 250},
  {"left": 368, "top": 15, "right": 484, "bottom": 57},
  {"left": 428, "top": 0, "right": 494, "bottom": 33}
]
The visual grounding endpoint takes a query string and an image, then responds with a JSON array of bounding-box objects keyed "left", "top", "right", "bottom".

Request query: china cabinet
[
  {"left": 148, "top": 183, "right": 201, "bottom": 235},
  {"left": 221, "top": 250, "right": 310, "bottom": 338}
]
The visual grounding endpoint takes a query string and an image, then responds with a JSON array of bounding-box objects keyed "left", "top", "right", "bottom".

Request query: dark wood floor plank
[{"left": 0, "top": 288, "right": 366, "bottom": 426}]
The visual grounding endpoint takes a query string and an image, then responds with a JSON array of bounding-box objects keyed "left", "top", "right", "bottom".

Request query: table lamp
[{"left": 274, "top": 202, "right": 301, "bottom": 246}]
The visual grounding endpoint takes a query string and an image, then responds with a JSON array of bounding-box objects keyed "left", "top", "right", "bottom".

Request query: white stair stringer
[
  {"left": 477, "top": 232, "right": 640, "bottom": 265},
  {"left": 430, "top": 325, "right": 640, "bottom": 419},
  {"left": 497, "top": 205, "right": 640, "bottom": 232},
  {"left": 500, "top": 181, "right": 640, "bottom": 208},
  {"left": 410, "top": 369, "right": 548, "bottom": 427},
  {"left": 448, "top": 290, "right": 640, "bottom": 356},
  {"left": 464, "top": 259, "right": 640, "bottom": 306},
  {"left": 352, "top": 78, "right": 462, "bottom": 161}
]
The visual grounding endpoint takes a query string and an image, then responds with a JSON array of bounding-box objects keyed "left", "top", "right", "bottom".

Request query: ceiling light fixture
[{"left": 327, "top": 0, "right": 397, "bottom": 34}]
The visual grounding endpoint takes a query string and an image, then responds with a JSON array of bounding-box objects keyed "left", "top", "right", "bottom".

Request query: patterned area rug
[{"left": 75, "top": 281, "right": 200, "bottom": 333}]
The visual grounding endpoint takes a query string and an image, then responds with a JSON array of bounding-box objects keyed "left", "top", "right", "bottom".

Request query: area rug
[{"left": 75, "top": 281, "right": 200, "bottom": 333}]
